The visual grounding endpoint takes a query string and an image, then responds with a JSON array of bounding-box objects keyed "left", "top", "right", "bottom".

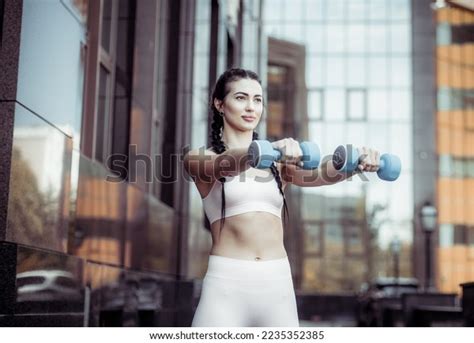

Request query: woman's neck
[{"left": 222, "top": 130, "right": 254, "bottom": 150}]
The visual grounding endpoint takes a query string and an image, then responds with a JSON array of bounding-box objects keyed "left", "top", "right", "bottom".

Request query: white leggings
[{"left": 191, "top": 254, "right": 299, "bottom": 327}]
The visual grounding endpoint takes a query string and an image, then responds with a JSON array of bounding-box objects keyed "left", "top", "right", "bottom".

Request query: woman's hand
[
  {"left": 271, "top": 138, "right": 303, "bottom": 166},
  {"left": 269, "top": 139, "right": 380, "bottom": 172},
  {"left": 357, "top": 146, "right": 380, "bottom": 172}
]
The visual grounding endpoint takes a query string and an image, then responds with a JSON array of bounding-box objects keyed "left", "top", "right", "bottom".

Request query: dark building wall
[
  {"left": 412, "top": 0, "right": 438, "bottom": 288},
  {"left": 0, "top": 0, "right": 22, "bottom": 241}
]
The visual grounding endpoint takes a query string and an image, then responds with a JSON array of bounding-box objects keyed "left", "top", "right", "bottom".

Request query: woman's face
[{"left": 215, "top": 78, "right": 263, "bottom": 132}]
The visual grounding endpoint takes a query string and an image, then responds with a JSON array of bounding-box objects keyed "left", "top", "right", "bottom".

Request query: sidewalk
[{"left": 299, "top": 318, "right": 356, "bottom": 327}]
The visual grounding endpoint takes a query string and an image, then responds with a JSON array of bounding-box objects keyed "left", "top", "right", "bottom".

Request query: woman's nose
[{"left": 246, "top": 100, "right": 255, "bottom": 111}]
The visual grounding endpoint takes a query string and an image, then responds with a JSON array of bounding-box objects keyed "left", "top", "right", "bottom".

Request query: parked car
[
  {"left": 16, "top": 269, "right": 82, "bottom": 302},
  {"left": 356, "top": 277, "right": 419, "bottom": 326}
]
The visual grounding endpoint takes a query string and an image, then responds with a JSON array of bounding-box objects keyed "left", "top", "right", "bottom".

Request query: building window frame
[
  {"left": 343, "top": 220, "right": 364, "bottom": 258},
  {"left": 81, "top": 0, "right": 119, "bottom": 165},
  {"left": 346, "top": 88, "right": 367, "bottom": 121},
  {"left": 308, "top": 88, "right": 324, "bottom": 121},
  {"left": 303, "top": 220, "right": 324, "bottom": 258}
]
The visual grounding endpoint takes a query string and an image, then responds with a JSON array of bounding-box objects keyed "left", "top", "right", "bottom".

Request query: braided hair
[{"left": 209, "top": 68, "right": 289, "bottom": 233}]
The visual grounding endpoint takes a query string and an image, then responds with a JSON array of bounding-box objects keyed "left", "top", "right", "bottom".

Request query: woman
[{"left": 183, "top": 68, "right": 380, "bottom": 327}]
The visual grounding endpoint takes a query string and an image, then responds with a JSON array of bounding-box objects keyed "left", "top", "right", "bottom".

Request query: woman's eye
[
  {"left": 255, "top": 98, "right": 262, "bottom": 103},
  {"left": 236, "top": 96, "right": 245, "bottom": 100}
]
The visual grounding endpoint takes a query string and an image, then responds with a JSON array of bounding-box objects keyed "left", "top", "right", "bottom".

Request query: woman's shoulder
[
  {"left": 184, "top": 147, "right": 220, "bottom": 197},
  {"left": 185, "top": 146, "right": 218, "bottom": 157},
  {"left": 205, "top": 147, "right": 218, "bottom": 154}
]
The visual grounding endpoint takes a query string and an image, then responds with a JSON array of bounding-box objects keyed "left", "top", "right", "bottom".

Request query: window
[
  {"left": 437, "top": 87, "right": 451, "bottom": 111},
  {"left": 390, "top": 23, "right": 410, "bottom": 54},
  {"left": 368, "top": 57, "right": 388, "bottom": 87},
  {"left": 347, "top": 0, "right": 366, "bottom": 22},
  {"left": 326, "top": 24, "right": 344, "bottom": 53},
  {"left": 326, "top": 57, "right": 345, "bottom": 87},
  {"left": 325, "top": 89, "right": 345, "bottom": 120},
  {"left": 324, "top": 222, "right": 344, "bottom": 270},
  {"left": 369, "top": 0, "right": 388, "bottom": 21},
  {"left": 390, "top": 89, "right": 411, "bottom": 120},
  {"left": 109, "top": 0, "right": 135, "bottom": 179},
  {"left": 94, "top": 0, "right": 117, "bottom": 164},
  {"left": 437, "top": 87, "right": 465, "bottom": 111},
  {"left": 304, "top": 221, "right": 323, "bottom": 256},
  {"left": 451, "top": 225, "right": 474, "bottom": 246},
  {"left": 347, "top": 89, "right": 366, "bottom": 121},
  {"left": 468, "top": 227, "right": 474, "bottom": 247},
  {"left": 453, "top": 158, "right": 464, "bottom": 178},
  {"left": 451, "top": 24, "right": 474, "bottom": 45},
  {"left": 454, "top": 225, "right": 468, "bottom": 245},
  {"left": 347, "top": 57, "right": 365, "bottom": 87},
  {"left": 327, "top": 0, "right": 345, "bottom": 22},
  {"left": 306, "top": 25, "right": 325, "bottom": 54},
  {"left": 467, "top": 159, "right": 474, "bottom": 178},
  {"left": 81, "top": 0, "right": 134, "bottom": 179},
  {"left": 82, "top": 0, "right": 118, "bottom": 164},
  {"left": 439, "top": 224, "right": 454, "bottom": 247},
  {"left": 389, "top": 0, "right": 409, "bottom": 21},
  {"left": 463, "top": 89, "right": 474, "bottom": 110},
  {"left": 95, "top": 64, "right": 113, "bottom": 162},
  {"left": 267, "top": 64, "right": 295, "bottom": 140},
  {"left": 326, "top": 222, "right": 343, "bottom": 241},
  {"left": 306, "top": 0, "right": 325, "bottom": 21},
  {"left": 439, "top": 154, "right": 453, "bottom": 177},
  {"left": 347, "top": 24, "right": 365, "bottom": 53},
  {"left": 368, "top": 24, "right": 388, "bottom": 53},
  {"left": 368, "top": 89, "right": 388, "bottom": 120},
  {"left": 454, "top": 88, "right": 466, "bottom": 110},
  {"left": 308, "top": 89, "right": 324, "bottom": 120},
  {"left": 390, "top": 56, "right": 411, "bottom": 87},
  {"left": 307, "top": 56, "right": 325, "bottom": 87},
  {"left": 437, "top": 22, "right": 451, "bottom": 46},
  {"left": 344, "top": 223, "right": 364, "bottom": 256}
]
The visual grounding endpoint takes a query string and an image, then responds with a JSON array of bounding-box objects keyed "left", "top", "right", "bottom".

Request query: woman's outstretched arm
[
  {"left": 183, "top": 147, "right": 252, "bottom": 183},
  {"left": 280, "top": 157, "right": 358, "bottom": 187},
  {"left": 280, "top": 146, "right": 380, "bottom": 188}
]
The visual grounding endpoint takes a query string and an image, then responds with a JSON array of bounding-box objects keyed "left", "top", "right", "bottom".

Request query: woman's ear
[{"left": 213, "top": 98, "right": 223, "bottom": 113}]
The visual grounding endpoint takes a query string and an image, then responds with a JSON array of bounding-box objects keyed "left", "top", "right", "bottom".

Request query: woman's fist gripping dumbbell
[{"left": 248, "top": 138, "right": 321, "bottom": 170}]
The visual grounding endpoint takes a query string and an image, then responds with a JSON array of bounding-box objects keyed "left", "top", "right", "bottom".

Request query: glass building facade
[
  {"left": 262, "top": 0, "right": 414, "bottom": 292},
  {"left": 1, "top": 0, "right": 201, "bottom": 326}
]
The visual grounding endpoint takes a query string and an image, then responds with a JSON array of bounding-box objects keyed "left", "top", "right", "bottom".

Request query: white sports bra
[{"left": 201, "top": 170, "right": 284, "bottom": 225}]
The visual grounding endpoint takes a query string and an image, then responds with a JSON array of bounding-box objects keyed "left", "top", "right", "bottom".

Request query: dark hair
[{"left": 209, "top": 68, "right": 289, "bottom": 232}]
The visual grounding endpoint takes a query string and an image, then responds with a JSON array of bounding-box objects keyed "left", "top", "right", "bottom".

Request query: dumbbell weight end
[{"left": 332, "top": 145, "right": 401, "bottom": 181}]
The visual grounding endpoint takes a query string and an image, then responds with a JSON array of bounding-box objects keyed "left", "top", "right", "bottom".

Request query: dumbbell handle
[
  {"left": 249, "top": 140, "right": 320, "bottom": 170},
  {"left": 272, "top": 146, "right": 316, "bottom": 167},
  {"left": 356, "top": 154, "right": 388, "bottom": 169},
  {"left": 333, "top": 145, "right": 401, "bottom": 181}
]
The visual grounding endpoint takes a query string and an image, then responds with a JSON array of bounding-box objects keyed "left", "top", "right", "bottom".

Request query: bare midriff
[
  {"left": 198, "top": 161, "right": 288, "bottom": 262},
  {"left": 208, "top": 211, "right": 287, "bottom": 261}
]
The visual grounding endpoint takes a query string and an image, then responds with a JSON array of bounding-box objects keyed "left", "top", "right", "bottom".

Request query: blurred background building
[
  {"left": 434, "top": 2, "right": 474, "bottom": 293},
  {"left": 0, "top": 0, "right": 473, "bottom": 326}
]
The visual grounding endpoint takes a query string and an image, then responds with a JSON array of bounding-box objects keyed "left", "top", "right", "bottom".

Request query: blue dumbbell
[
  {"left": 248, "top": 140, "right": 321, "bottom": 169},
  {"left": 332, "top": 144, "right": 401, "bottom": 181}
]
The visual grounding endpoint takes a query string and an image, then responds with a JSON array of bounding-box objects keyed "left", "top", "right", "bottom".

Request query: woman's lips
[{"left": 242, "top": 116, "right": 256, "bottom": 122}]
